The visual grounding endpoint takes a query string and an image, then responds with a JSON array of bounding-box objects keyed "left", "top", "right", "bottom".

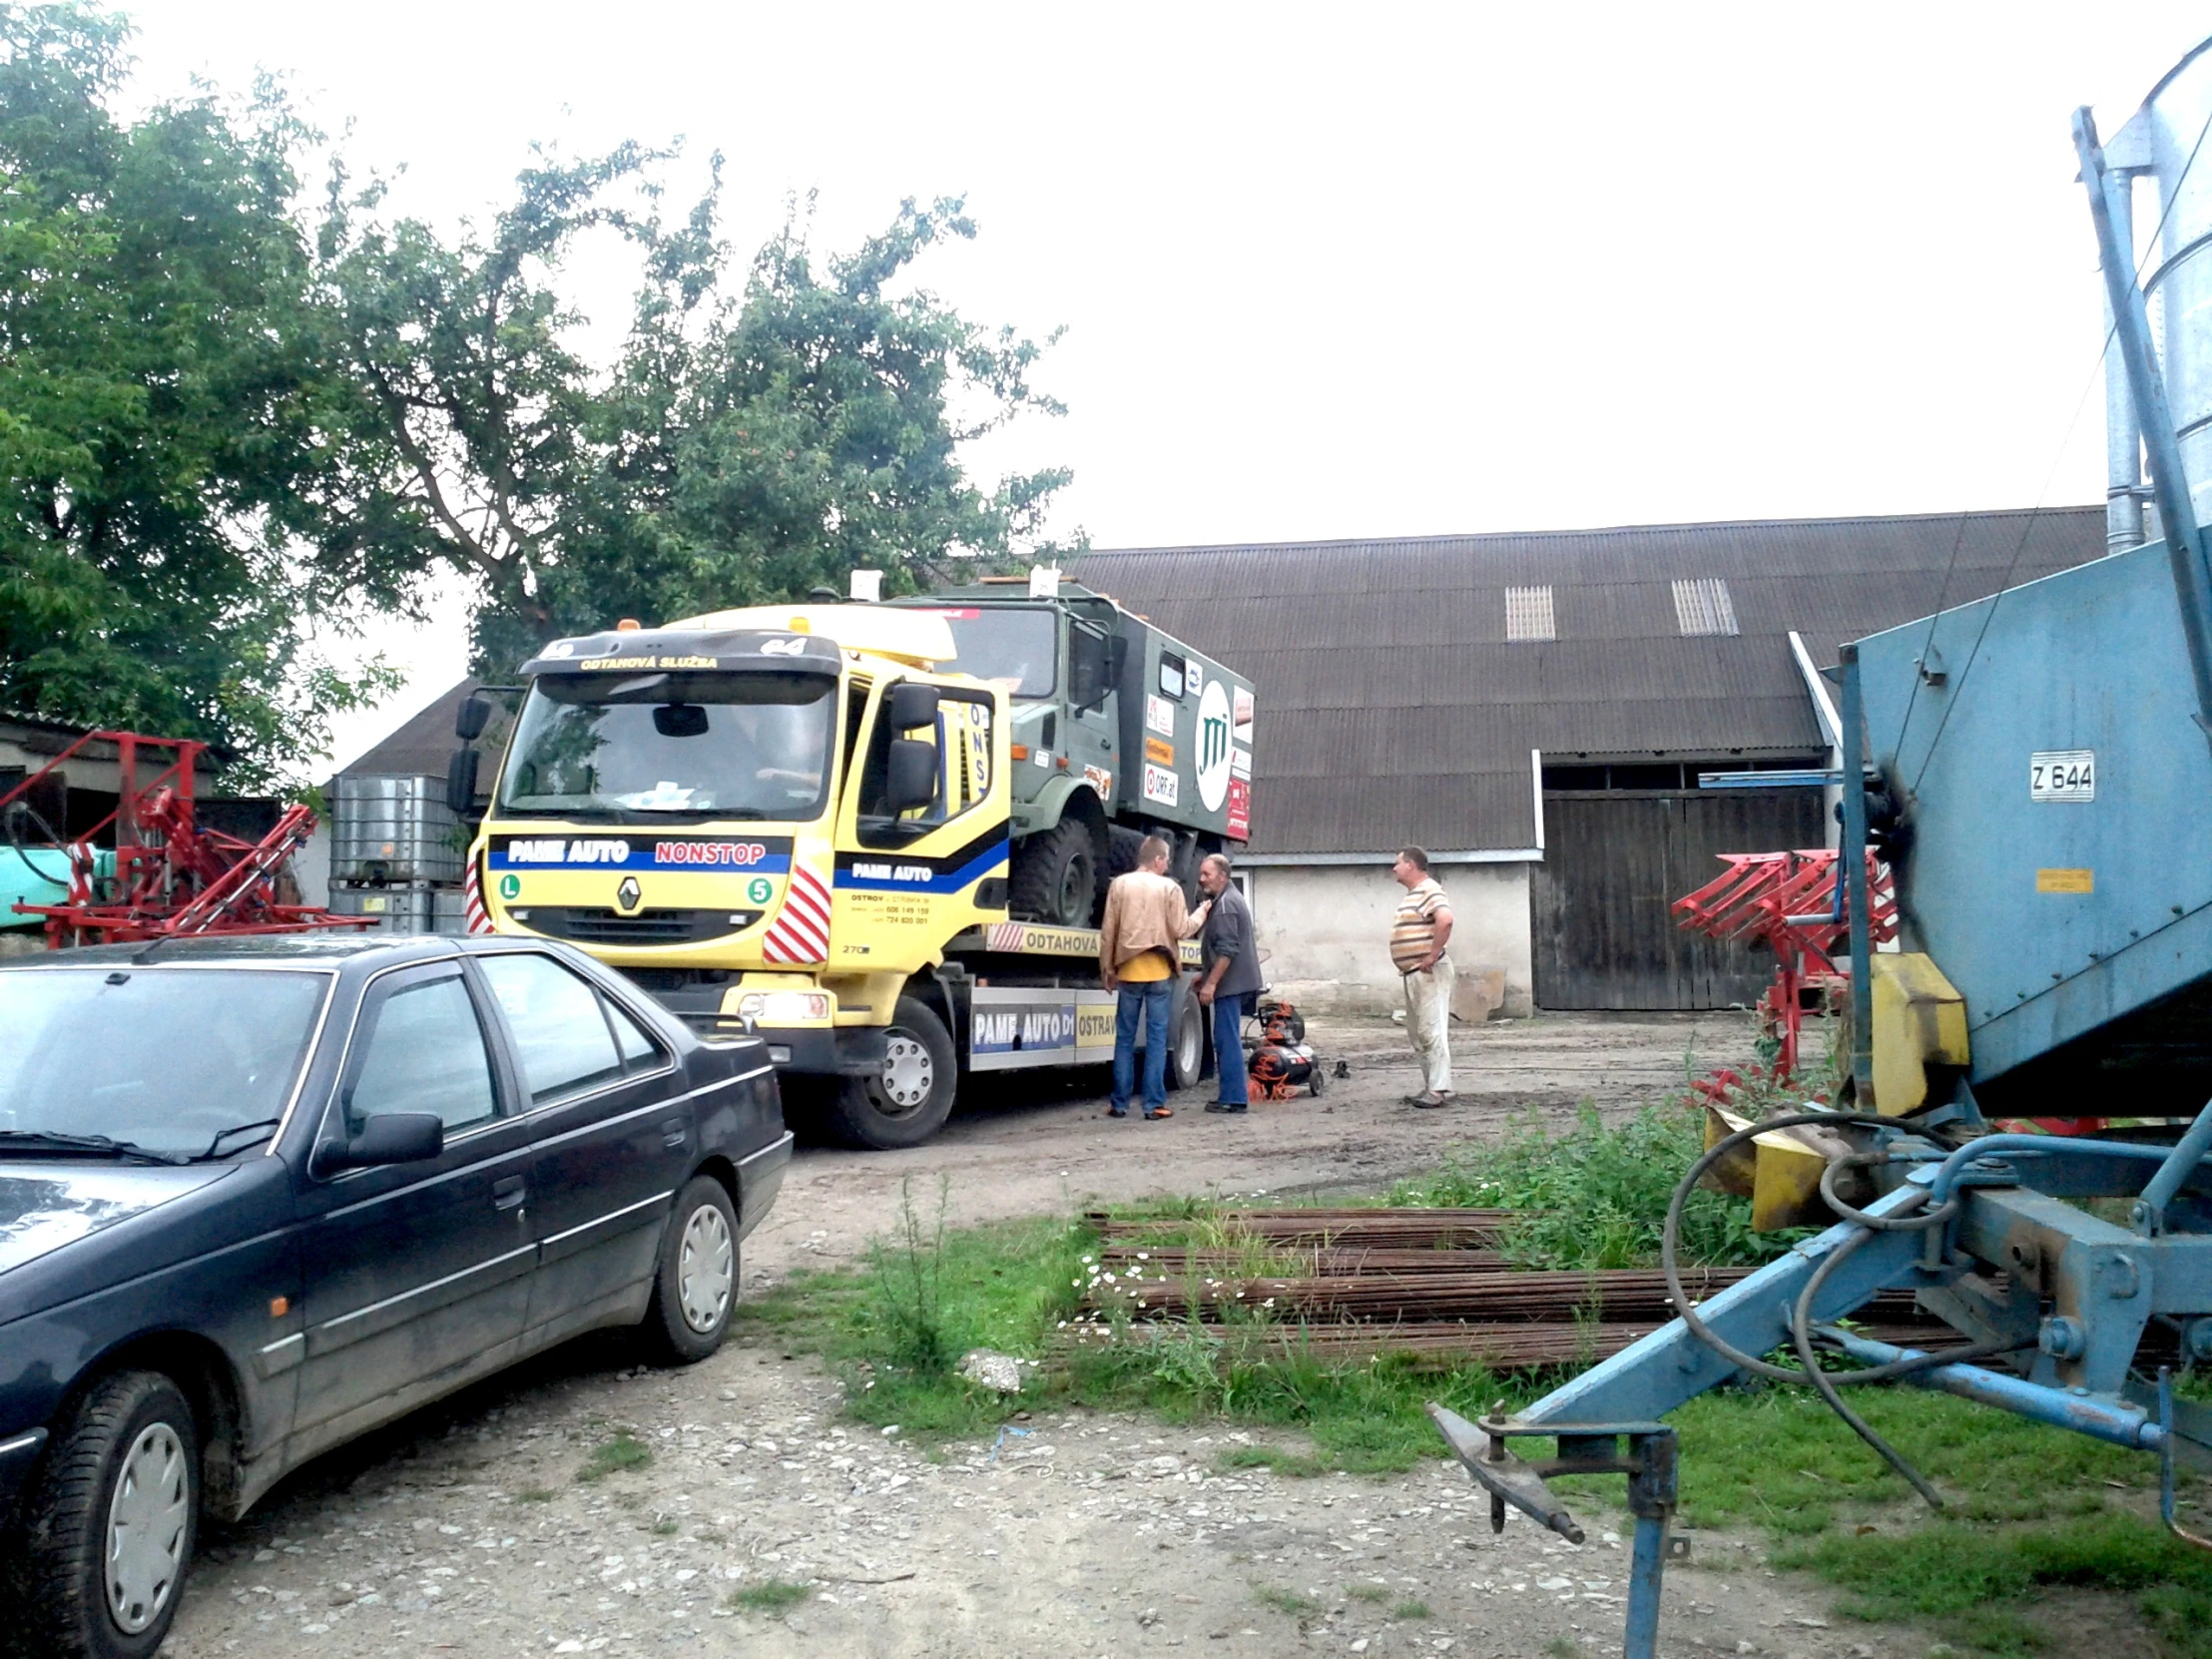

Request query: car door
[
  {"left": 473, "top": 949, "right": 688, "bottom": 1345},
  {"left": 291, "top": 960, "right": 537, "bottom": 1443}
]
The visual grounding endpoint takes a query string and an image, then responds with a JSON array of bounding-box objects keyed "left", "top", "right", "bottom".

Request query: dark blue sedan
[{"left": 0, "top": 932, "right": 791, "bottom": 1659}]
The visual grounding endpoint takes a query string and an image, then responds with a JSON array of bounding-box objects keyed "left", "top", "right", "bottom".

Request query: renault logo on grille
[{"left": 615, "top": 875, "right": 642, "bottom": 912}]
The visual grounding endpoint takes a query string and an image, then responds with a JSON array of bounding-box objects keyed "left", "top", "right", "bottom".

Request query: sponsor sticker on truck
[{"left": 1143, "top": 763, "right": 1180, "bottom": 807}]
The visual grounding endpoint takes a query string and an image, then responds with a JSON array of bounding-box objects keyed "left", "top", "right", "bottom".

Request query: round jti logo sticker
[
  {"left": 747, "top": 876, "right": 775, "bottom": 905},
  {"left": 498, "top": 873, "right": 520, "bottom": 900}
]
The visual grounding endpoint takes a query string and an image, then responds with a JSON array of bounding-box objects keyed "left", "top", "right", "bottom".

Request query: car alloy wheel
[
  {"left": 105, "top": 1420, "right": 190, "bottom": 1635},
  {"left": 677, "top": 1201, "right": 735, "bottom": 1335},
  {"left": 879, "top": 1033, "right": 934, "bottom": 1116}
]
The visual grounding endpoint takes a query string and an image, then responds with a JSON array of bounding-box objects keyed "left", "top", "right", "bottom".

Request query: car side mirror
[
  {"left": 316, "top": 1110, "right": 444, "bottom": 1176},
  {"left": 446, "top": 748, "right": 480, "bottom": 817},
  {"left": 455, "top": 693, "right": 492, "bottom": 742},
  {"left": 887, "top": 682, "right": 939, "bottom": 731},
  {"left": 884, "top": 738, "right": 939, "bottom": 813}
]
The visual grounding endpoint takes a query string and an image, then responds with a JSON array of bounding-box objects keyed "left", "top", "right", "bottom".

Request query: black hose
[
  {"left": 1664, "top": 1111, "right": 1985, "bottom": 1384},
  {"left": 1789, "top": 1207, "right": 1947, "bottom": 1508}
]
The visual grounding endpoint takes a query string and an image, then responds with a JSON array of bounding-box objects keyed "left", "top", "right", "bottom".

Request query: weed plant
[{"left": 1386, "top": 1100, "right": 1800, "bottom": 1270}]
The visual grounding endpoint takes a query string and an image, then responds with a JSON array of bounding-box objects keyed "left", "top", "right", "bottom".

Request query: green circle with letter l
[
  {"left": 747, "top": 876, "right": 774, "bottom": 905},
  {"left": 498, "top": 873, "right": 520, "bottom": 900}
]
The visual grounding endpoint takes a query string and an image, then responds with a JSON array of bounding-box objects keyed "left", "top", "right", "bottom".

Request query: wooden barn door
[{"left": 1531, "top": 790, "right": 1826, "bottom": 1010}]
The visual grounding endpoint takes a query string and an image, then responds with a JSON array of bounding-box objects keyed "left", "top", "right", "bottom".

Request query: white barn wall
[{"left": 1245, "top": 861, "right": 1534, "bottom": 1017}]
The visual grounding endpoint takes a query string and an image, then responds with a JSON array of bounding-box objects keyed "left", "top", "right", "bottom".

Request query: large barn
[
  {"left": 1068, "top": 506, "right": 2106, "bottom": 1015},
  {"left": 333, "top": 506, "right": 2107, "bottom": 1013}
]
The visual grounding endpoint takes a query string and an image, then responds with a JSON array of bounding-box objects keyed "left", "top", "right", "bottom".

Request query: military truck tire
[
  {"left": 825, "top": 997, "right": 957, "bottom": 1149},
  {"left": 1103, "top": 826, "right": 1145, "bottom": 881},
  {"left": 1166, "top": 983, "right": 1205, "bottom": 1091},
  {"left": 1010, "top": 818, "right": 1097, "bottom": 927}
]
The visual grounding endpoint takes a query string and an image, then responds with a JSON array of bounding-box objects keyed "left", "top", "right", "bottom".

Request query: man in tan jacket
[{"left": 1098, "top": 835, "right": 1192, "bottom": 1119}]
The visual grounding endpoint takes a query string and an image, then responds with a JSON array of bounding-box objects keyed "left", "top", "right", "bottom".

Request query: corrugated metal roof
[
  {"left": 1070, "top": 507, "right": 2106, "bottom": 855},
  {"left": 338, "top": 679, "right": 482, "bottom": 782}
]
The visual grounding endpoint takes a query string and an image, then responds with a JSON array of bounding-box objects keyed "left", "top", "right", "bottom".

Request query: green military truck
[{"left": 891, "top": 575, "right": 1255, "bottom": 924}]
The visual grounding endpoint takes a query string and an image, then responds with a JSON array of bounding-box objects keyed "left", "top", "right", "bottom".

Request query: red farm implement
[
  {"left": 1670, "top": 848, "right": 1897, "bottom": 1086},
  {"left": 1, "top": 731, "right": 369, "bottom": 947}
]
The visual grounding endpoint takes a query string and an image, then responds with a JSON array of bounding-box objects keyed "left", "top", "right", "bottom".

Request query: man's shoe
[
  {"left": 1145, "top": 1107, "right": 1174, "bottom": 1120},
  {"left": 1205, "top": 1102, "right": 1234, "bottom": 1113},
  {"left": 1107, "top": 1106, "right": 1129, "bottom": 1118},
  {"left": 1408, "top": 1092, "right": 1447, "bottom": 1108}
]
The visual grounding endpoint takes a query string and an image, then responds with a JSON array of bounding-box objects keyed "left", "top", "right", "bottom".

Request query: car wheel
[
  {"left": 824, "top": 996, "right": 957, "bottom": 1149},
  {"left": 644, "top": 1176, "right": 740, "bottom": 1365},
  {"left": 17, "top": 1370, "right": 198, "bottom": 1659},
  {"left": 1166, "top": 985, "right": 1205, "bottom": 1092}
]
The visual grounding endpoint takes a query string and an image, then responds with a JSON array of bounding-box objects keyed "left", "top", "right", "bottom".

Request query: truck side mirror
[
  {"left": 446, "top": 748, "right": 480, "bottom": 817},
  {"left": 888, "top": 682, "right": 940, "bottom": 731},
  {"left": 884, "top": 738, "right": 939, "bottom": 813},
  {"left": 455, "top": 693, "right": 492, "bottom": 743}
]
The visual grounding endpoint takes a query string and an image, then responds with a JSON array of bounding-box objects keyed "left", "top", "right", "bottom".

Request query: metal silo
[{"left": 2102, "top": 39, "right": 2212, "bottom": 552}]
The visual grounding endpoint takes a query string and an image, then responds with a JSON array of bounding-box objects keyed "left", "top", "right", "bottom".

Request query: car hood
[{"left": 0, "top": 1164, "right": 237, "bottom": 1275}]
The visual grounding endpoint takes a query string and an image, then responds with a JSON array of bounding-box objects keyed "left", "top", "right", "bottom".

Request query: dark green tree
[
  {"left": 0, "top": 3, "right": 393, "bottom": 785},
  {"left": 312, "top": 152, "right": 1076, "bottom": 676}
]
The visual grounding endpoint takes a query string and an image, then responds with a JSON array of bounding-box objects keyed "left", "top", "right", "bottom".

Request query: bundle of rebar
[
  {"left": 1084, "top": 1207, "right": 1511, "bottom": 1248},
  {"left": 1066, "top": 1206, "right": 1952, "bottom": 1373}
]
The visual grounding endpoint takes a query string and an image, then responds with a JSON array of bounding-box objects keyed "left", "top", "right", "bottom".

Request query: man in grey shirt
[{"left": 1194, "top": 853, "right": 1263, "bottom": 1113}]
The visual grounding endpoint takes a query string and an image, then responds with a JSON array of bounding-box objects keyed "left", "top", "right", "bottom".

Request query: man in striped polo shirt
[{"left": 1389, "top": 846, "right": 1455, "bottom": 1107}]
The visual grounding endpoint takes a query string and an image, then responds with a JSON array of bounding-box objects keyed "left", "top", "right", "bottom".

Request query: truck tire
[
  {"left": 825, "top": 996, "right": 958, "bottom": 1149},
  {"left": 1166, "top": 982, "right": 1205, "bottom": 1092},
  {"left": 16, "top": 1370, "right": 198, "bottom": 1659},
  {"left": 1010, "top": 818, "right": 1097, "bottom": 926}
]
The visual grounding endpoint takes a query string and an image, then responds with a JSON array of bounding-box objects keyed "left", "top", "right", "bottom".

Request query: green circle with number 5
[{"left": 748, "top": 876, "right": 774, "bottom": 904}]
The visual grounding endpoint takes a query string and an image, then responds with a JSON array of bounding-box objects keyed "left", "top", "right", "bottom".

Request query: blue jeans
[
  {"left": 1112, "top": 980, "right": 1174, "bottom": 1114},
  {"left": 1212, "top": 992, "right": 1252, "bottom": 1105}
]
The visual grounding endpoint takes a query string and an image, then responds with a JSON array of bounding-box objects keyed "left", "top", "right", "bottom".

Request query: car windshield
[
  {"left": 0, "top": 968, "right": 328, "bottom": 1159},
  {"left": 936, "top": 607, "right": 1057, "bottom": 699},
  {"left": 496, "top": 671, "right": 835, "bottom": 823}
]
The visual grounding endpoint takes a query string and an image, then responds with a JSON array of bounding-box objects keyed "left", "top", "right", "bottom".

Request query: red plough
[
  {"left": 3, "top": 731, "right": 371, "bottom": 947},
  {"left": 1671, "top": 849, "right": 1896, "bottom": 1084}
]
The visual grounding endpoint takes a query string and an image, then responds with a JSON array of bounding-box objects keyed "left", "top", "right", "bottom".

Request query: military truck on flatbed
[
  {"left": 891, "top": 577, "right": 1254, "bottom": 924},
  {"left": 453, "top": 577, "right": 1255, "bottom": 1148}
]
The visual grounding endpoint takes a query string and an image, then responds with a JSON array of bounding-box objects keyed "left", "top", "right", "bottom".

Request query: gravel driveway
[{"left": 160, "top": 1012, "right": 1918, "bottom": 1659}]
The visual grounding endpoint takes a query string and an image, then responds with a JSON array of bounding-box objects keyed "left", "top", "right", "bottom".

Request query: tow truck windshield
[{"left": 497, "top": 671, "right": 835, "bottom": 823}]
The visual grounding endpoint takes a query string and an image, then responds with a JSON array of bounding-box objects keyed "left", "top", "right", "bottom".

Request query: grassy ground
[{"left": 737, "top": 1103, "right": 2212, "bottom": 1657}]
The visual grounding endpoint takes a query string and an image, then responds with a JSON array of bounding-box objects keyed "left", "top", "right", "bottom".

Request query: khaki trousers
[{"left": 1402, "top": 957, "right": 1454, "bottom": 1094}]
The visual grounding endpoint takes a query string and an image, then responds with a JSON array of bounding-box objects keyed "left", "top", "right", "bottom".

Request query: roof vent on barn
[
  {"left": 1504, "top": 585, "right": 1556, "bottom": 642},
  {"left": 1671, "top": 577, "right": 1738, "bottom": 637}
]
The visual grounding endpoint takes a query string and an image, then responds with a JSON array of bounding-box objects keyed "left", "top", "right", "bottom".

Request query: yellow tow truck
[{"left": 453, "top": 596, "right": 1234, "bottom": 1147}]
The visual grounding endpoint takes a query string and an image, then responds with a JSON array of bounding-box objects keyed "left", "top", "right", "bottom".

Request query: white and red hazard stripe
[
  {"left": 760, "top": 862, "right": 831, "bottom": 963},
  {"left": 462, "top": 858, "right": 493, "bottom": 934}
]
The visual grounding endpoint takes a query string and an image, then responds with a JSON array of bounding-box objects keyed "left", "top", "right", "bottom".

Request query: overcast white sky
[{"left": 115, "top": 2, "right": 2212, "bottom": 770}]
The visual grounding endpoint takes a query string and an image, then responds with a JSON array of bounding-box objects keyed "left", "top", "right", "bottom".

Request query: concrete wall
[{"left": 1246, "top": 860, "right": 1534, "bottom": 1017}]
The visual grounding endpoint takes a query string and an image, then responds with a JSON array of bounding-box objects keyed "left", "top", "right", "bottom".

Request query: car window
[
  {"left": 348, "top": 974, "right": 498, "bottom": 1133},
  {"left": 606, "top": 997, "right": 664, "bottom": 1069},
  {"left": 479, "top": 953, "right": 625, "bottom": 1104}
]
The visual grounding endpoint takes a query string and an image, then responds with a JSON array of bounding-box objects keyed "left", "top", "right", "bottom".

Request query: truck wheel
[
  {"left": 1166, "top": 985, "right": 1205, "bottom": 1092},
  {"left": 1010, "top": 819, "right": 1097, "bottom": 926},
  {"left": 826, "top": 996, "right": 957, "bottom": 1149},
  {"left": 17, "top": 1370, "right": 198, "bottom": 1659}
]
